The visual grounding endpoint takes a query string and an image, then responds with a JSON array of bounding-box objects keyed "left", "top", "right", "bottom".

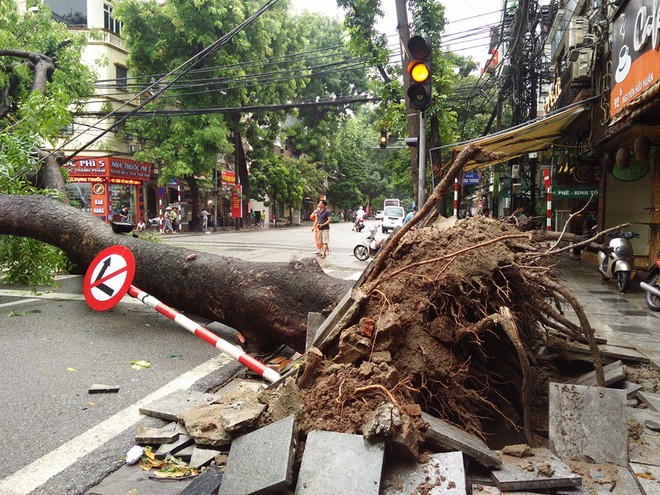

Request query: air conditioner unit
[
  {"left": 129, "top": 144, "right": 140, "bottom": 153},
  {"left": 570, "top": 47, "right": 592, "bottom": 79},
  {"left": 568, "top": 17, "right": 589, "bottom": 49},
  {"left": 511, "top": 164, "right": 520, "bottom": 179},
  {"left": 123, "top": 133, "right": 134, "bottom": 142}
]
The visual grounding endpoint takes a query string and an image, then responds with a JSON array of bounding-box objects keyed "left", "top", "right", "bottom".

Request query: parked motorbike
[
  {"left": 640, "top": 250, "right": 660, "bottom": 311},
  {"left": 354, "top": 225, "right": 381, "bottom": 261},
  {"left": 354, "top": 217, "right": 365, "bottom": 233},
  {"left": 597, "top": 231, "right": 639, "bottom": 293}
]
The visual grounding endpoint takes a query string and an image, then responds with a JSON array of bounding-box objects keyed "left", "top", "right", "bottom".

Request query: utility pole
[{"left": 395, "top": 0, "right": 421, "bottom": 201}]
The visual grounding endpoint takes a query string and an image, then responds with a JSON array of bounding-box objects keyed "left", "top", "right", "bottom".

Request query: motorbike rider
[{"left": 353, "top": 205, "right": 366, "bottom": 231}]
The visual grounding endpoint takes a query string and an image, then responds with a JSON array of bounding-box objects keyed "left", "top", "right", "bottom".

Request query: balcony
[{"left": 100, "top": 30, "right": 125, "bottom": 51}]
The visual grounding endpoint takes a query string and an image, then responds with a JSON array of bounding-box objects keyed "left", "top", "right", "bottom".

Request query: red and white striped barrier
[
  {"left": 128, "top": 285, "right": 281, "bottom": 383},
  {"left": 543, "top": 169, "right": 552, "bottom": 231},
  {"left": 453, "top": 178, "right": 458, "bottom": 217}
]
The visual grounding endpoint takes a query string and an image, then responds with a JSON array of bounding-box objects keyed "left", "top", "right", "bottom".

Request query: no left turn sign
[{"left": 84, "top": 245, "right": 136, "bottom": 311}]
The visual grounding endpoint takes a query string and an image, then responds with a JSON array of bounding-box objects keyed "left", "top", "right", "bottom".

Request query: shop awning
[{"left": 438, "top": 102, "right": 587, "bottom": 171}]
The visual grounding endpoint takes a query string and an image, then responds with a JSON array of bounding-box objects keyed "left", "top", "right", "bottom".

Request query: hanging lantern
[
  {"left": 634, "top": 136, "right": 651, "bottom": 161},
  {"left": 616, "top": 147, "right": 630, "bottom": 170},
  {"left": 600, "top": 151, "right": 614, "bottom": 172}
]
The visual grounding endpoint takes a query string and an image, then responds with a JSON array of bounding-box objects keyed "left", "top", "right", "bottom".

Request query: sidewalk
[{"left": 553, "top": 254, "right": 660, "bottom": 370}]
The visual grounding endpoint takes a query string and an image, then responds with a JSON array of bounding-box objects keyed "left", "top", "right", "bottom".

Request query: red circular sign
[{"left": 84, "top": 245, "right": 136, "bottom": 311}]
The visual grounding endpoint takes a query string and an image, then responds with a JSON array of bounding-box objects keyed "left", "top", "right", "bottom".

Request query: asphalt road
[{"left": 0, "top": 218, "right": 378, "bottom": 495}]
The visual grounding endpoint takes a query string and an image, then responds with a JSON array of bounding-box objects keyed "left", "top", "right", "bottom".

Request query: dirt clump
[{"left": 277, "top": 215, "right": 604, "bottom": 458}]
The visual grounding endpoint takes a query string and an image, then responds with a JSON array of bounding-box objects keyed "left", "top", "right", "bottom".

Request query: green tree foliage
[
  {"left": 250, "top": 154, "right": 304, "bottom": 224},
  {"left": 0, "top": 1, "right": 94, "bottom": 286}
]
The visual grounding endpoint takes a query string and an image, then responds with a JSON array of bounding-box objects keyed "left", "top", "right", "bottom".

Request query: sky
[{"left": 289, "top": 0, "right": 502, "bottom": 70}]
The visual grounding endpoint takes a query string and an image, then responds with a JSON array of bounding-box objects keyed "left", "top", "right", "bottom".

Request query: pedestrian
[
  {"left": 260, "top": 211, "right": 265, "bottom": 228},
  {"left": 403, "top": 206, "right": 417, "bottom": 224},
  {"left": 254, "top": 210, "right": 261, "bottom": 229},
  {"left": 481, "top": 207, "right": 491, "bottom": 217},
  {"left": 136, "top": 218, "right": 146, "bottom": 233},
  {"left": 201, "top": 207, "right": 210, "bottom": 233},
  {"left": 119, "top": 206, "right": 129, "bottom": 222},
  {"left": 310, "top": 208, "right": 322, "bottom": 254},
  {"left": 169, "top": 206, "right": 179, "bottom": 233},
  {"left": 315, "top": 200, "right": 332, "bottom": 259},
  {"left": 163, "top": 207, "right": 174, "bottom": 233},
  {"left": 568, "top": 204, "right": 587, "bottom": 260}
]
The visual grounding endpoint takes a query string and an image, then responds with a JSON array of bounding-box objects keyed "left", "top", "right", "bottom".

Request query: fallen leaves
[
  {"left": 131, "top": 360, "right": 151, "bottom": 370},
  {"left": 139, "top": 447, "right": 199, "bottom": 479}
]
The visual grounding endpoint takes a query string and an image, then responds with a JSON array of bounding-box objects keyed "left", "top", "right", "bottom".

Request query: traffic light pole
[{"left": 418, "top": 111, "right": 426, "bottom": 208}]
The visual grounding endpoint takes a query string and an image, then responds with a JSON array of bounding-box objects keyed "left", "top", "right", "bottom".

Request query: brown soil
[{"left": 283, "top": 215, "right": 602, "bottom": 458}]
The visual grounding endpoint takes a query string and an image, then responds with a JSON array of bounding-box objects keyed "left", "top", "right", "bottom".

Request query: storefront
[{"left": 65, "top": 156, "right": 152, "bottom": 223}]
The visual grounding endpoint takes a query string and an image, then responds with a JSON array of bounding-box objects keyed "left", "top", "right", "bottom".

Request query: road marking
[
  {"left": 344, "top": 272, "right": 362, "bottom": 281},
  {"left": 0, "top": 289, "right": 141, "bottom": 305},
  {"left": 0, "top": 353, "right": 234, "bottom": 495},
  {"left": 0, "top": 298, "right": 40, "bottom": 309}
]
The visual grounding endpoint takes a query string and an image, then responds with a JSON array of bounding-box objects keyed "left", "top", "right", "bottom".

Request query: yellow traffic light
[
  {"left": 406, "top": 35, "right": 433, "bottom": 110},
  {"left": 409, "top": 61, "right": 430, "bottom": 83}
]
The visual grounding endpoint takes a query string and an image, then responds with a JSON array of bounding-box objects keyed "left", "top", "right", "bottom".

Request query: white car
[
  {"left": 381, "top": 206, "right": 405, "bottom": 233},
  {"left": 374, "top": 210, "right": 384, "bottom": 220}
]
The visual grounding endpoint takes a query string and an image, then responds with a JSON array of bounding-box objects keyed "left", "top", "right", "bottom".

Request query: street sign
[
  {"left": 84, "top": 245, "right": 136, "bottom": 311},
  {"left": 463, "top": 171, "right": 480, "bottom": 185}
]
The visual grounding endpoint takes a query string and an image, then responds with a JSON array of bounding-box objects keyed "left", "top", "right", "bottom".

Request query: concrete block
[
  {"left": 381, "top": 451, "right": 465, "bottom": 494},
  {"left": 139, "top": 390, "right": 217, "bottom": 421},
  {"left": 549, "top": 383, "right": 628, "bottom": 466},
  {"left": 295, "top": 430, "right": 384, "bottom": 494},
  {"left": 88, "top": 383, "right": 120, "bottom": 394},
  {"left": 219, "top": 415, "right": 296, "bottom": 495},
  {"left": 492, "top": 447, "right": 582, "bottom": 491},
  {"left": 84, "top": 464, "right": 193, "bottom": 494},
  {"left": 421, "top": 412, "right": 501, "bottom": 468}
]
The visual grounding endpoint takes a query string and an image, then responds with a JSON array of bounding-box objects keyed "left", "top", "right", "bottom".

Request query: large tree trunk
[{"left": 0, "top": 194, "right": 351, "bottom": 351}]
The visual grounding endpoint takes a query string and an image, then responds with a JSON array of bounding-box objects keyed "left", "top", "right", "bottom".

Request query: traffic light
[
  {"left": 379, "top": 130, "right": 387, "bottom": 149},
  {"left": 407, "top": 35, "right": 433, "bottom": 110}
]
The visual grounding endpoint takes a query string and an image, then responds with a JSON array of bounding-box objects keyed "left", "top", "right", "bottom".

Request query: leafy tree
[
  {"left": 250, "top": 154, "right": 304, "bottom": 226},
  {"left": 0, "top": 1, "right": 94, "bottom": 285}
]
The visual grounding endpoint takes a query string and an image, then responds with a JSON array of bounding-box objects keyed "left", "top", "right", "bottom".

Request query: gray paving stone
[
  {"left": 630, "top": 463, "right": 660, "bottom": 495},
  {"left": 381, "top": 451, "right": 465, "bottom": 494},
  {"left": 179, "top": 465, "right": 224, "bottom": 495},
  {"left": 549, "top": 383, "right": 628, "bottom": 466},
  {"left": 85, "top": 464, "right": 193, "bottom": 494},
  {"left": 421, "top": 412, "right": 501, "bottom": 468},
  {"left": 154, "top": 434, "right": 195, "bottom": 459},
  {"left": 219, "top": 415, "right": 296, "bottom": 495},
  {"left": 134, "top": 425, "right": 180, "bottom": 445},
  {"left": 629, "top": 409, "right": 660, "bottom": 466},
  {"left": 491, "top": 447, "right": 582, "bottom": 491},
  {"left": 139, "top": 390, "right": 218, "bottom": 421},
  {"left": 555, "top": 462, "right": 643, "bottom": 494},
  {"left": 571, "top": 360, "right": 625, "bottom": 387},
  {"left": 189, "top": 446, "right": 223, "bottom": 469},
  {"left": 88, "top": 383, "right": 120, "bottom": 394},
  {"left": 306, "top": 312, "right": 325, "bottom": 351},
  {"left": 295, "top": 430, "right": 385, "bottom": 494},
  {"left": 638, "top": 391, "right": 660, "bottom": 412}
]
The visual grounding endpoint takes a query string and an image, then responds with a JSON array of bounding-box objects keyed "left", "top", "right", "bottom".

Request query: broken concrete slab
[
  {"left": 491, "top": 447, "right": 582, "bottom": 491},
  {"left": 306, "top": 311, "right": 326, "bottom": 351},
  {"left": 617, "top": 380, "right": 643, "bottom": 399},
  {"left": 212, "top": 378, "right": 265, "bottom": 402},
  {"left": 84, "top": 464, "right": 193, "bottom": 494},
  {"left": 381, "top": 451, "right": 465, "bottom": 494},
  {"left": 139, "top": 390, "right": 218, "bottom": 422},
  {"left": 571, "top": 360, "right": 624, "bottom": 387},
  {"left": 567, "top": 343, "right": 650, "bottom": 363},
  {"left": 470, "top": 485, "right": 545, "bottom": 495},
  {"left": 421, "top": 412, "right": 501, "bottom": 468},
  {"left": 549, "top": 383, "right": 628, "bottom": 466},
  {"left": 219, "top": 415, "right": 296, "bottom": 495},
  {"left": 179, "top": 465, "right": 224, "bottom": 495},
  {"left": 295, "top": 430, "right": 385, "bottom": 494},
  {"left": 189, "top": 446, "right": 223, "bottom": 469},
  {"left": 629, "top": 409, "right": 660, "bottom": 466},
  {"left": 179, "top": 401, "right": 266, "bottom": 447},
  {"left": 630, "top": 462, "right": 660, "bottom": 495},
  {"left": 154, "top": 434, "right": 195, "bottom": 459},
  {"left": 134, "top": 425, "right": 180, "bottom": 445},
  {"left": 638, "top": 391, "right": 660, "bottom": 412},
  {"left": 555, "top": 462, "right": 643, "bottom": 494},
  {"left": 311, "top": 288, "right": 354, "bottom": 348},
  {"left": 88, "top": 383, "right": 120, "bottom": 394}
]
